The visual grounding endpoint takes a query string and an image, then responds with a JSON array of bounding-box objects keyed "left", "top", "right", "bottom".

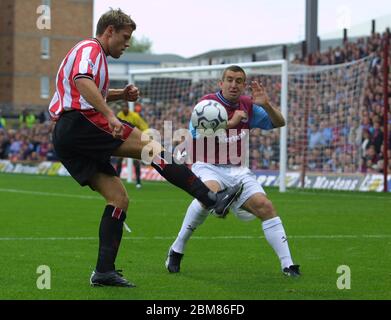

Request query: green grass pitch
[{"left": 0, "top": 173, "right": 390, "bottom": 300}]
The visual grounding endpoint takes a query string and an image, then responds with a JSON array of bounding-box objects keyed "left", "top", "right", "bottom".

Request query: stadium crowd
[
  {"left": 289, "top": 30, "right": 391, "bottom": 174},
  {"left": 1, "top": 30, "right": 390, "bottom": 175},
  {"left": 0, "top": 111, "right": 56, "bottom": 163}
]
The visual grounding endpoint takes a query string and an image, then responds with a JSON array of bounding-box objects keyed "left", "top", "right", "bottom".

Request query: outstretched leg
[{"left": 113, "top": 128, "right": 242, "bottom": 216}]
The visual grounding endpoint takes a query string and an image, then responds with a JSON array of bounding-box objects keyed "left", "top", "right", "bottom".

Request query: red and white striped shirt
[{"left": 48, "top": 39, "right": 109, "bottom": 120}]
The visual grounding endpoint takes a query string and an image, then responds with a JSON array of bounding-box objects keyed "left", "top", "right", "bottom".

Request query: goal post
[{"left": 110, "top": 60, "right": 289, "bottom": 191}]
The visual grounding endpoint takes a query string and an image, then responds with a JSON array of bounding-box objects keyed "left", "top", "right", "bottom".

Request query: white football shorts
[{"left": 191, "top": 162, "right": 266, "bottom": 221}]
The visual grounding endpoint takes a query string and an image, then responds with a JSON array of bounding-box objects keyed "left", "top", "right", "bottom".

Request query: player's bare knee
[
  {"left": 118, "top": 194, "right": 129, "bottom": 211},
  {"left": 109, "top": 192, "right": 129, "bottom": 211},
  {"left": 254, "top": 198, "right": 277, "bottom": 220},
  {"left": 204, "top": 180, "right": 221, "bottom": 193}
]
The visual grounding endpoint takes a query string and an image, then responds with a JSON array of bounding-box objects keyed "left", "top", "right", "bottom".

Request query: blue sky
[{"left": 94, "top": 0, "right": 391, "bottom": 57}]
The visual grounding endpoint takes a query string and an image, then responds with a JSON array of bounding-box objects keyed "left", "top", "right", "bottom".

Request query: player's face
[
  {"left": 108, "top": 25, "right": 133, "bottom": 58},
  {"left": 219, "top": 71, "right": 246, "bottom": 103},
  {"left": 122, "top": 106, "right": 129, "bottom": 115}
]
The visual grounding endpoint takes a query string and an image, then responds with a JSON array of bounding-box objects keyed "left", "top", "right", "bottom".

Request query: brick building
[{"left": 0, "top": 0, "right": 93, "bottom": 115}]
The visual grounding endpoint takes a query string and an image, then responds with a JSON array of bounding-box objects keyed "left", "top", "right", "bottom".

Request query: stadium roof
[
  {"left": 107, "top": 37, "right": 362, "bottom": 66},
  {"left": 189, "top": 43, "right": 288, "bottom": 59},
  {"left": 188, "top": 37, "right": 361, "bottom": 60},
  {"left": 108, "top": 52, "right": 188, "bottom": 65}
]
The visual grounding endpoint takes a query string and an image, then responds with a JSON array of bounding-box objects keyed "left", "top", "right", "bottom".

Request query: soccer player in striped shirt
[{"left": 49, "top": 9, "right": 243, "bottom": 288}]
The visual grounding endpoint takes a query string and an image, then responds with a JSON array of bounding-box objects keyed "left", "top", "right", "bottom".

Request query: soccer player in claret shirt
[
  {"left": 48, "top": 9, "right": 242, "bottom": 288},
  {"left": 166, "top": 65, "right": 300, "bottom": 277}
]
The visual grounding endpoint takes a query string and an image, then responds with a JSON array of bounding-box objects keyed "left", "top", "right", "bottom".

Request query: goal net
[
  {"left": 286, "top": 58, "right": 372, "bottom": 188},
  {"left": 110, "top": 58, "right": 371, "bottom": 191}
]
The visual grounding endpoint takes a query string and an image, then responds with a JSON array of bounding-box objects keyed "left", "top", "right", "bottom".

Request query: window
[
  {"left": 41, "top": 37, "right": 50, "bottom": 59},
  {"left": 41, "top": 76, "right": 50, "bottom": 99}
]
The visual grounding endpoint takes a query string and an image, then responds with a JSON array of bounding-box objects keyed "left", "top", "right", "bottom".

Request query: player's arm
[
  {"left": 107, "top": 89, "right": 125, "bottom": 102},
  {"left": 227, "top": 110, "right": 248, "bottom": 129},
  {"left": 250, "top": 105, "right": 274, "bottom": 130},
  {"left": 107, "top": 84, "right": 140, "bottom": 102},
  {"left": 260, "top": 102, "right": 285, "bottom": 128},
  {"left": 74, "top": 78, "right": 123, "bottom": 138},
  {"left": 251, "top": 81, "right": 285, "bottom": 128}
]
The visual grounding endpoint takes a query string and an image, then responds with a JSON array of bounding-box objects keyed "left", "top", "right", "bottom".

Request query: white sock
[
  {"left": 262, "top": 217, "right": 294, "bottom": 270},
  {"left": 171, "top": 199, "right": 208, "bottom": 254}
]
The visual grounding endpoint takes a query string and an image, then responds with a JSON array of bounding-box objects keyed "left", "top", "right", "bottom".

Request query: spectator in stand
[
  {"left": 293, "top": 154, "right": 302, "bottom": 171},
  {"left": 308, "top": 124, "right": 325, "bottom": 149},
  {"left": 260, "top": 149, "right": 271, "bottom": 169},
  {"left": 38, "top": 110, "right": 51, "bottom": 124},
  {"left": 348, "top": 119, "right": 362, "bottom": 148},
  {"left": 307, "top": 151, "right": 318, "bottom": 171},
  {"left": 328, "top": 151, "right": 340, "bottom": 172},
  {"left": 37, "top": 135, "right": 50, "bottom": 160},
  {"left": 250, "top": 149, "right": 261, "bottom": 170},
  {"left": 322, "top": 147, "right": 332, "bottom": 167},
  {"left": 45, "top": 143, "right": 57, "bottom": 161},
  {"left": 371, "top": 121, "right": 383, "bottom": 154},
  {"left": 361, "top": 129, "right": 372, "bottom": 156},
  {"left": 375, "top": 158, "right": 385, "bottom": 173},
  {"left": 0, "top": 130, "right": 10, "bottom": 159},
  {"left": 362, "top": 145, "right": 379, "bottom": 173},
  {"left": 19, "top": 109, "right": 36, "bottom": 129},
  {"left": 7, "top": 132, "right": 22, "bottom": 160},
  {"left": 0, "top": 110, "right": 6, "bottom": 129},
  {"left": 263, "top": 136, "right": 275, "bottom": 164},
  {"left": 320, "top": 119, "right": 333, "bottom": 146}
]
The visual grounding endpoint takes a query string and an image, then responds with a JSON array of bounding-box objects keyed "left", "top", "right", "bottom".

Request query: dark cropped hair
[
  {"left": 222, "top": 65, "right": 246, "bottom": 81},
  {"left": 96, "top": 8, "right": 136, "bottom": 36}
]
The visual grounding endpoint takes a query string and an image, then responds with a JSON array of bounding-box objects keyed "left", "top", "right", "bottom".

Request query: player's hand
[
  {"left": 123, "top": 84, "right": 140, "bottom": 102},
  {"left": 251, "top": 81, "right": 270, "bottom": 106},
  {"left": 227, "top": 110, "right": 248, "bottom": 128},
  {"left": 107, "top": 114, "right": 124, "bottom": 139}
]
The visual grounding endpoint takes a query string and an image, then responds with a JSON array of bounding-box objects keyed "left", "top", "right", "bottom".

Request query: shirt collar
[
  {"left": 93, "top": 38, "right": 108, "bottom": 56},
  {"left": 216, "top": 91, "right": 240, "bottom": 108}
]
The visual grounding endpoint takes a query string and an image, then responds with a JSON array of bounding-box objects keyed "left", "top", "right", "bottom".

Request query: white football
[{"left": 191, "top": 100, "right": 228, "bottom": 134}]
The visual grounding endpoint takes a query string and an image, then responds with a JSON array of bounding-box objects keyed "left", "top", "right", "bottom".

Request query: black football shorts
[{"left": 52, "top": 110, "right": 134, "bottom": 187}]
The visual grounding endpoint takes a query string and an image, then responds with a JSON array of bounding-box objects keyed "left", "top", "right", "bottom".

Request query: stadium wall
[{"left": 1, "top": 160, "right": 390, "bottom": 193}]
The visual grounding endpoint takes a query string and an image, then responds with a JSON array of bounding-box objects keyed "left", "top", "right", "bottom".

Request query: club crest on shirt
[{"left": 87, "top": 58, "right": 95, "bottom": 69}]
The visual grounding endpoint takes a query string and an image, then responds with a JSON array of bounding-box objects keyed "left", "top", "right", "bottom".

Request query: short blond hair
[{"left": 96, "top": 8, "right": 136, "bottom": 36}]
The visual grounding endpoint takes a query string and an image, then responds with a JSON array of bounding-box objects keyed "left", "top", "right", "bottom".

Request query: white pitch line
[
  {"left": 0, "top": 188, "right": 189, "bottom": 202},
  {"left": 286, "top": 190, "right": 391, "bottom": 201},
  {"left": 0, "top": 235, "right": 390, "bottom": 241},
  {"left": 1, "top": 187, "right": 390, "bottom": 203},
  {"left": 0, "top": 188, "right": 101, "bottom": 200}
]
